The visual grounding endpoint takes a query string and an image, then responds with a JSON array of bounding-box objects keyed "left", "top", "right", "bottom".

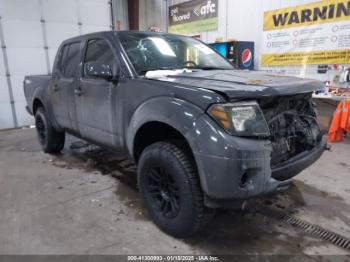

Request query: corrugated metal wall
[{"left": 0, "top": 0, "right": 112, "bottom": 130}]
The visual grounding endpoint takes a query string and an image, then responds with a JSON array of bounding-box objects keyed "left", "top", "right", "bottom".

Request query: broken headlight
[{"left": 208, "top": 101, "right": 270, "bottom": 137}]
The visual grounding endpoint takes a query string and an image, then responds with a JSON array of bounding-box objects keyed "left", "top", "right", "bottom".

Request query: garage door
[{"left": 0, "top": 0, "right": 112, "bottom": 129}]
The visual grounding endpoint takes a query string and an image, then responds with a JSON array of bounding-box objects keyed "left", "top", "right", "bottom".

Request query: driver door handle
[{"left": 74, "top": 86, "right": 84, "bottom": 96}]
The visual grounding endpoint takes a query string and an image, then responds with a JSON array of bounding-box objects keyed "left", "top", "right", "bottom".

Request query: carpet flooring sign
[
  {"left": 262, "top": 0, "right": 350, "bottom": 66},
  {"left": 168, "top": 0, "right": 218, "bottom": 34}
]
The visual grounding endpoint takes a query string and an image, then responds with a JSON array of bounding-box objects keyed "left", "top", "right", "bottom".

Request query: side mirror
[{"left": 84, "top": 62, "right": 114, "bottom": 81}]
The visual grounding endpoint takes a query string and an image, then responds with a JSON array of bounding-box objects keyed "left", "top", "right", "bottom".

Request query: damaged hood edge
[{"left": 146, "top": 70, "right": 324, "bottom": 98}]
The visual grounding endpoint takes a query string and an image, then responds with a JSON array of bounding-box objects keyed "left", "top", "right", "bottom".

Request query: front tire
[
  {"left": 137, "top": 142, "right": 214, "bottom": 237},
  {"left": 35, "top": 107, "right": 65, "bottom": 154}
]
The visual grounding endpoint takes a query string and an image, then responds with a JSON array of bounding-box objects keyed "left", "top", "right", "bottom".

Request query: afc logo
[{"left": 194, "top": 0, "right": 216, "bottom": 16}]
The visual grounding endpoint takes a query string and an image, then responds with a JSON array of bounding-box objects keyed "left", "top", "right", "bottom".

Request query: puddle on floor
[
  {"left": 51, "top": 140, "right": 149, "bottom": 221},
  {"left": 185, "top": 209, "right": 309, "bottom": 255},
  {"left": 260, "top": 181, "right": 350, "bottom": 227}
]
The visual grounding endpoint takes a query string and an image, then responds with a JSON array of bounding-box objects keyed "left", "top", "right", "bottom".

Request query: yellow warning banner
[
  {"left": 262, "top": 49, "right": 350, "bottom": 66},
  {"left": 263, "top": 0, "right": 350, "bottom": 31}
]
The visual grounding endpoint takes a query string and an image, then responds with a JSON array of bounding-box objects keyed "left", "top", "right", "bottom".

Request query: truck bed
[{"left": 23, "top": 75, "right": 51, "bottom": 115}]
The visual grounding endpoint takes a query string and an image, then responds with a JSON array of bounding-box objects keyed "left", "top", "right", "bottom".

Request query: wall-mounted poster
[
  {"left": 168, "top": 0, "right": 218, "bottom": 35},
  {"left": 262, "top": 0, "right": 350, "bottom": 66}
]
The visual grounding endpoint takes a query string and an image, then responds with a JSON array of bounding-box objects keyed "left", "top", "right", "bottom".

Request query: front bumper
[
  {"left": 187, "top": 115, "right": 326, "bottom": 207},
  {"left": 271, "top": 137, "right": 327, "bottom": 181}
]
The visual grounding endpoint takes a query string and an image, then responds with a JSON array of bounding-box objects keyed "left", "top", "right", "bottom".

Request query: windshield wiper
[
  {"left": 140, "top": 67, "right": 181, "bottom": 74},
  {"left": 192, "top": 66, "right": 230, "bottom": 70}
]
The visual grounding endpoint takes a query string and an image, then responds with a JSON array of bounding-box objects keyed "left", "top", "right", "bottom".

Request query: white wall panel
[
  {"left": 0, "top": 76, "right": 10, "bottom": 103},
  {"left": 0, "top": 103, "right": 13, "bottom": 129},
  {"left": 226, "top": 0, "right": 263, "bottom": 69},
  {"left": 2, "top": 20, "right": 43, "bottom": 48},
  {"left": 6, "top": 48, "right": 47, "bottom": 76},
  {"left": 11, "top": 75, "right": 26, "bottom": 102},
  {"left": 203, "top": 0, "right": 229, "bottom": 43},
  {"left": 262, "top": 0, "right": 318, "bottom": 11},
  {"left": 42, "top": 0, "right": 79, "bottom": 23},
  {"left": 0, "top": 48, "right": 5, "bottom": 76},
  {"left": 15, "top": 101, "right": 33, "bottom": 127},
  {"left": 0, "top": 76, "right": 13, "bottom": 129},
  {"left": 48, "top": 47, "right": 58, "bottom": 70},
  {"left": 46, "top": 22, "right": 80, "bottom": 47},
  {"left": 82, "top": 25, "right": 110, "bottom": 35},
  {"left": 10, "top": 74, "right": 32, "bottom": 126},
  {"left": 0, "top": 0, "right": 41, "bottom": 20},
  {"left": 80, "top": 0, "right": 111, "bottom": 26}
]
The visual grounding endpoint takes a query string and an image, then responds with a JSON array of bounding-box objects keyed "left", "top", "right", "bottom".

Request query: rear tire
[
  {"left": 137, "top": 142, "right": 214, "bottom": 237},
  {"left": 35, "top": 107, "right": 65, "bottom": 154}
]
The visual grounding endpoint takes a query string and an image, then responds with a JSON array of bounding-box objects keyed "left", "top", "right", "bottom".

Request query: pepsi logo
[{"left": 242, "top": 49, "right": 252, "bottom": 68}]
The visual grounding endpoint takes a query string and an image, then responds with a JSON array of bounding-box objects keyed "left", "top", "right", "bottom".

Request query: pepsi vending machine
[
  {"left": 210, "top": 41, "right": 255, "bottom": 70},
  {"left": 227, "top": 41, "right": 254, "bottom": 70}
]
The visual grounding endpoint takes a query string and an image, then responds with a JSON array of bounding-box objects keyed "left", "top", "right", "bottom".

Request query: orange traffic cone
[
  {"left": 328, "top": 99, "right": 350, "bottom": 143},
  {"left": 328, "top": 101, "right": 344, "bottom": 143},
  {"left": 340, "top": 99, "right": 350, "bottom": 132}
]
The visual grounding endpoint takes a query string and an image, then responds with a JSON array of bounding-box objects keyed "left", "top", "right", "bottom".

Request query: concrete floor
[{"left": 0, "top": 128, "right": 350, "bottom": 257}]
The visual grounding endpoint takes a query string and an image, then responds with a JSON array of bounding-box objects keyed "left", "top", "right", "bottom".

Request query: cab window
[
  {"left": 83, "top": 39, "right": 116, "bottom": 78},
  {"left": 60, "top": 42, "right": 81, "bottom": 78}
]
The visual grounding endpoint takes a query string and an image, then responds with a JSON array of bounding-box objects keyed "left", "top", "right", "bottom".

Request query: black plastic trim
[{"left": 272, "top": 137, "right": 327, "bottom": 181}]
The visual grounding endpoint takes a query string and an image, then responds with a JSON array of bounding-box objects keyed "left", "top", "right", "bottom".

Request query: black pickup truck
[{"left": 24, "top": 31, "right": 327, "bottom": 237}]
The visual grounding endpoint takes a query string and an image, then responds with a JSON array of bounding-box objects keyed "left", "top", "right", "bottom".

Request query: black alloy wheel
[
  {"left": 35, "top": 114, "right": 47, "bottom": 145},
  {"left": 145, "top": 166, "right": 180, "bottom": 219}
]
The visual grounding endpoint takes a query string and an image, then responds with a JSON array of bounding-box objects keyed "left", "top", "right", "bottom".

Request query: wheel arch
[
  {"left": 32, "top": 95, "right": 62, "bottom": 131},
  {"left": 126, "top": 96, "right": 204, "bottom": 163},
  {"left": 32, "top": 98, "right": 44, "bottom": 115},
  {"left": 132, "top": 121, "right": 196, "bottom": 164}
]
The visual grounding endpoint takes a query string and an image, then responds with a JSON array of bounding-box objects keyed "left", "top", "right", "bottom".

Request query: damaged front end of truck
[
  {"left": 185, "top": 83, "right": 327, "bottom": 206},
  {"left": 259, "top": 93, "right": 324, "bottom": 180}
]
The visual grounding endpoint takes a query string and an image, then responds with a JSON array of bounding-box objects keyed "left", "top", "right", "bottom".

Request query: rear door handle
[
  {"left": 74, "top": 86, "right": 84, "bottom": 96},
  {"left": 52, "top": 84, "right": 59, "bottom": 91}
]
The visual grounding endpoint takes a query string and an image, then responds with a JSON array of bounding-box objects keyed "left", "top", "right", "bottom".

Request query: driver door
[{"left": 74, "top": 38, "right": 119, "bottom": 147}]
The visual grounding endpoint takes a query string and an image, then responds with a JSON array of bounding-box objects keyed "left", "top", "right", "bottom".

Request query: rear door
[
  {"left": 51, "top": 42, "right": 81, "bottom": 130},
  {"left": 74, "top": 38, "right": 119, "bottom": 146}
]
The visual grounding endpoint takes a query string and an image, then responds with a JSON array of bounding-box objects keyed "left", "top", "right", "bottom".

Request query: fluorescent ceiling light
[
  {"left": 149, "top": 37, "right": 176, "bottom": 57},
  {"left": 195, "top": 44, "right": 214, "bottom": 55}
]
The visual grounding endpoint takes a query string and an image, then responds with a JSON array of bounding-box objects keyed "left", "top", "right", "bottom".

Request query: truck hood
[{"left": 146, "top": 70, "right": 323, "bottom": 98}]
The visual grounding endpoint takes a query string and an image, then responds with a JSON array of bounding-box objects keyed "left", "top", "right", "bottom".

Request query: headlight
[{"left": 207, "top": 101, "right": 270, "bottom": 137}]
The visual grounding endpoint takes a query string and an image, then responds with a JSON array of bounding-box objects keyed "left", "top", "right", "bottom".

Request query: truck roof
[{"left": 61, "top": 30, "right": 181, "bottom": 44}]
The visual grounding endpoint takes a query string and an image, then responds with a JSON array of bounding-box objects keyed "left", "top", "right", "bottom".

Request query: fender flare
[{"left": 126, "top": 96, "right": 205, "bottom": 158}]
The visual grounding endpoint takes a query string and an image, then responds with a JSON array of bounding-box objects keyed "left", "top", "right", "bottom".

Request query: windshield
[{"left": 118, "top": 32, "right": 234, "bottom": 75}]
